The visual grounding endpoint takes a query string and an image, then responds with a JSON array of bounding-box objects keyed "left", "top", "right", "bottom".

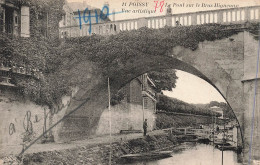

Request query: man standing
[{"left": 143, "top": 119, "right": 148, "bottom": 136}]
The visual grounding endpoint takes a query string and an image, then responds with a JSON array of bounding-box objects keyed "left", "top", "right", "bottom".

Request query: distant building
[
  {"left": 59, "top": 0, "right": 79, "bottom": 38},
  {"left": 125, "top": 73, "right": 157, "bottom": 112},
  {"left": 211, "top": 106, "right": 224, "bottom": 119},
  {"left": 121, "top": 73, "right": 157, "bottom": 131},
  {"left": 59, "top": 1, "right": 116, "bottom": 38},
  {"left": 72, "top": 1, "right": 111, "bottom": 26}
]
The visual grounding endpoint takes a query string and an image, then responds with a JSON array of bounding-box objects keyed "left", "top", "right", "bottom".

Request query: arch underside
[{"left": 61, "top": 33, "right": 245, "bottom": 147}]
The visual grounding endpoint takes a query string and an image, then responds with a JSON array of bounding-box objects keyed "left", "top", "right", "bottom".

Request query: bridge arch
[
  {"left": 56, "top": 5, "right": 260, "bottom": 163},
  {"left": 58, "top": 32, "right": 246, "bottom": 149},
  {"left": 107, "top": 51, "right": 244, "bottom": 146}
]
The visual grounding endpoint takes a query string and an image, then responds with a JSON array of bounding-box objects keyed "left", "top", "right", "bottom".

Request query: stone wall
[
  {"left": 243, "top": 31, "right": 260, "bottom": 81},
  {"left": 0, "top": 88, "right": 48, "bottom": 156},
  {"left": 242, "top": 31, "right": 260, "bottom": 163},
  {"left": 0, "top": 87, "right": 73, "bottom": 157},
  {"left": 243, "top": 80, "right": 260, "bottom": 162},
  {"left": 96, "top": 103, "right": 156, "bottom": 135}
]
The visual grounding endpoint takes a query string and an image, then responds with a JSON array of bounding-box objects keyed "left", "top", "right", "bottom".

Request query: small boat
[
  {"left": 213, "top": 138, "right": 228, "bottom": 145},
  {"left": 120, "top": 151, "right": 172, "bottom": 161},
  {"left": 214, "top": 141, "right": 229, "bottom": 145},
  {"left": 216, "top": 143, "right": 237, "bottom": 151}
]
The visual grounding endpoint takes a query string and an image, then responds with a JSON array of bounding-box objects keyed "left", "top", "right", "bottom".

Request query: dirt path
[{"left": 0, "top": 130, "right": 166, "bottom": 158}]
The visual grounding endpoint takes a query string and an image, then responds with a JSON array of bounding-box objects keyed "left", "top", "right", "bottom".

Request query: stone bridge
[
  {"left": 57, "top": 6, "right": 260, "bottom": 163},
  {"left": 60, "top": 5, "right": 259, "bottom": 37}
]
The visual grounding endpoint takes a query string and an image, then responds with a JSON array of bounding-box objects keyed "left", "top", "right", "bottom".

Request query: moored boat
[
  {"left": 213, "top": 140, "right": 228, "bottom": 145},
  {"left": 215, "top": 143, "right": 237, "bottom": 151},
  {"left": 120, "top": 151, "right": 172, "bottom": 161}
]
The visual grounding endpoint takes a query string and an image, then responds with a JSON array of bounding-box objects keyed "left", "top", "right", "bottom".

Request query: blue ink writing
[{"left": 74, "top": 5, "right": 123, "bottom": 34}]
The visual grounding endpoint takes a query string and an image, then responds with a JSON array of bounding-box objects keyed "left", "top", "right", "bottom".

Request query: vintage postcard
[{"left": 0, "top": 0, "right": 260, "bottom": 164}]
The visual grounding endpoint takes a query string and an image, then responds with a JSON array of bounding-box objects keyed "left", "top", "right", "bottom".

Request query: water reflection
[{"left": 122, "top": 143, "right": 243, "bottom": 165}]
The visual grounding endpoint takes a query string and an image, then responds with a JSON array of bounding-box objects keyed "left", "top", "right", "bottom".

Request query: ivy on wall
[
  {"left": 18, "top": 0, "right": 65, "bottom": 39},
  {"left": 1, "top": 22, "right": 259, "bottom": 108},
  {"left": 63, "top": 23, "right": 259, "bottom": 72},
  {"left": 0, "top": 32, "right": 70, "bottom": 107}
]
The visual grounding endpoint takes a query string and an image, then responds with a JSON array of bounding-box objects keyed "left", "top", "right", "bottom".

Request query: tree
[
  {"left": 148, "top": 69, "right": 178, "bottom": 93},
  {"left": 157, "top": 94, "right": 222, "bottom": 117}
]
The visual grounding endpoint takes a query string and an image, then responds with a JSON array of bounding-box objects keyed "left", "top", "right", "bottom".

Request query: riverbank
[{"left": 1, "top": 130, "right": 178, "bottom": 165}]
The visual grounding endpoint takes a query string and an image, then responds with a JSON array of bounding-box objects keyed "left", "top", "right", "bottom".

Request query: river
[{"left": 121, "top": 142, "right": 243, "bottom": 165}]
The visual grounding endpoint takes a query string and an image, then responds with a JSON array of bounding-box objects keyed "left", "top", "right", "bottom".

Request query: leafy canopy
[{"left": 1, "top": 22, "right": 259, "bottom": 107}]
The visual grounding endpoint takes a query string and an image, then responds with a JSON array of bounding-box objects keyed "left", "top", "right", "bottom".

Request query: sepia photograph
[{"left": 0, "top": 0, "right": 260, "bottom": 164}]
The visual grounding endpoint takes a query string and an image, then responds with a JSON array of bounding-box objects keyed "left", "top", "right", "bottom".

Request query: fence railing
[{"left": 60, "top": 6, "right": 260, "bottom": 38}]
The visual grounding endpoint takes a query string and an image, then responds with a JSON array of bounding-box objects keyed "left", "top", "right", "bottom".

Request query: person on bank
[
  {"left": 143, "top": 119, "right": 148, "bottom": 136},
  {"left": 216, "top": 126, "right": 220, "bottom": 132}
]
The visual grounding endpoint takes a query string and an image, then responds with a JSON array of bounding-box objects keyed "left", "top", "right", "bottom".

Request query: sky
[
  {"left": 163, "top": 70, "right": 226, "bottom": 104},
  {"left": 65, "top": 0, "right": 258, "bottom": 104}
]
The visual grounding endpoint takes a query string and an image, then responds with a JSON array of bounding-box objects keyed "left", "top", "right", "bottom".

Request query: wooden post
[
  {"left": 142, "top": 97, "right": 144, "bottom": 122},
  {"left": 108, "top": 77, "right": 112, "bottom": 165},
  {"left": 222, "top": 119, "right": 226, "bottom": 165}
]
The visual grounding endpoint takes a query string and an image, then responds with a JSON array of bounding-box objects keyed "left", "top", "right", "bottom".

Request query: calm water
[{"left": 122, "top": 142, "right": 243, "bottom": 165}]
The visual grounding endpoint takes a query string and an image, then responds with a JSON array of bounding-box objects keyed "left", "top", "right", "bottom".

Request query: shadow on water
[{"left": 119, "top": 142, "right": 243, "bottom": 165}]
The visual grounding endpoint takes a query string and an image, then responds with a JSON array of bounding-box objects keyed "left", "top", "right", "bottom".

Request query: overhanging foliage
[{"left": 1, "top": 22, "right": 259, "bottom": 107}]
